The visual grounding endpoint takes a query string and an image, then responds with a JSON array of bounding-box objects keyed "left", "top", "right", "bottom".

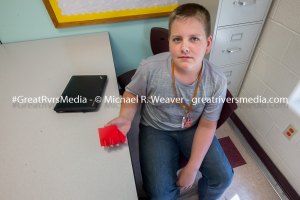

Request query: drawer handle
[
  {"left": 225, "top": 48, "right": 242, "bottom": 54},
  {"left": 234, "top": 0, "right": 256, "bottom": 6},
  {"left": 231, "top": 33, "right": 243, "bottom": 41}
]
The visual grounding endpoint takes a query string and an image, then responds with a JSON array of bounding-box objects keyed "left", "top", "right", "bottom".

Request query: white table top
[{"left": 0, "top": 32, "right": 137, "bottom": 200}]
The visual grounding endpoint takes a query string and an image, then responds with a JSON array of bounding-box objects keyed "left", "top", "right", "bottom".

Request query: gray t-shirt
[{"left": 126, "top": 52, "right": 227, "bottom": 131}]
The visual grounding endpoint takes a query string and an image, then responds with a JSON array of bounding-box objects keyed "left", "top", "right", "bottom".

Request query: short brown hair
[{"left": 169, "top": 3, "right": 211, "bottom": 37}]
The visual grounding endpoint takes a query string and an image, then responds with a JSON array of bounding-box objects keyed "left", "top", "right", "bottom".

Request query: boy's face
[{"left": 169, "top": 17, "right": 212, "bottom": 73}]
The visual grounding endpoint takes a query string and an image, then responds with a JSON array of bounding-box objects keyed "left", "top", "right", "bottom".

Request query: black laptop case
[{"left": 54, "top": 75, "right": 107, "bottom": 112}]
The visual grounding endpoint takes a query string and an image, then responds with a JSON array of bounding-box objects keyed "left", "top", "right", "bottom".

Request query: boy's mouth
[{"left": 178, "top": 56, "right": 193, "bottom": 59}]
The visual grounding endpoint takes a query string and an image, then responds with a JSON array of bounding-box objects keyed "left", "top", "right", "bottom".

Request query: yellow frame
[{"left": 43, "top": 0, "right": 177, "bottom": 28}]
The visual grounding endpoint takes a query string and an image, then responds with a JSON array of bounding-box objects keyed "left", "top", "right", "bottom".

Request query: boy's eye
[
  {"left": 190, "top": 37, "right": 200, "bottom": 42},
  {"left": 172, "top": 37, "right": 182, "bottom": 43}
]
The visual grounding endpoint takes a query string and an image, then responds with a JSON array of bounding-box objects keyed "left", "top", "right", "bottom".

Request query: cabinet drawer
[
  {"left": 216, "top": 63, "right": 248, "bottom": 94},
  {"left": 218, "top": 0, "right": 271, "bottom": 26},
  {"left": 210, "top": 23, "right": 261, "bottom": 66}
]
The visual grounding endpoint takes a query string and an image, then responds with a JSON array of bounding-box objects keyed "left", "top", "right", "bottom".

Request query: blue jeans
[{"left": 139, "top": 124, "right": 234, "bottom": 200}]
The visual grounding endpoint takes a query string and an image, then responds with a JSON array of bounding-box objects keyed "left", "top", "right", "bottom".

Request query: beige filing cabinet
[{"left": 179, "top": 0, "right": 272, "bottom": 96}]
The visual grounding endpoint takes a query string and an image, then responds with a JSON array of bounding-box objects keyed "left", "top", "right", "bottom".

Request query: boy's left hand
[{"left": 176, "top": 165, "right": 198, "bottom": 189}]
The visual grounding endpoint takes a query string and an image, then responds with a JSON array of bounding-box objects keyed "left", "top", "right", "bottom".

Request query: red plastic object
[{"left": 98, "top": 125, "right": 126, "bottom": 147}]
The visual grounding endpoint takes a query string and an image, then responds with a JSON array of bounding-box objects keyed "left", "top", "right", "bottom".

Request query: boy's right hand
[{"left": 105, "top": 117, "right": 131, "bottom": 137}]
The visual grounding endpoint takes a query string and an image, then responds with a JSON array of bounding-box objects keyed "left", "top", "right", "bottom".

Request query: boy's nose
[
  {"left": 181, "top": 46, "right": 190, "bottom": 54},
  {"left": 181, "top": 40, "right": 190, "bottom": 53}
]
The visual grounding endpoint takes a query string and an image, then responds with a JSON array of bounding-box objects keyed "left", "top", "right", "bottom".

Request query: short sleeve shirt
[{"left": 126, "top": 52, "right": 227, "bottom": 131}]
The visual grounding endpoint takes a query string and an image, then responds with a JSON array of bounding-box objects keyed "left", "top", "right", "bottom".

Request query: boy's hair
[{"left": 169, "top": 3, "right": 211, "bottom": 37}]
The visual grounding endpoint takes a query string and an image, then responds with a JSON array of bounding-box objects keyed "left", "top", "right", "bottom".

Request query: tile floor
[{"left": 180, "top": 119, "right": 288, "bottom": 200}]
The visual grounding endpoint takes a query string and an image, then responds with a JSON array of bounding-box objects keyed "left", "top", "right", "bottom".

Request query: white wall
[{"left": 236, "top": 0, "right": 300, "bottom": 194}]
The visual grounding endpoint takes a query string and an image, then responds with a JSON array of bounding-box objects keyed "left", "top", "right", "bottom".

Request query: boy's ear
[{"left": 205, "top": 35, "right": 213, "bottom": 54}]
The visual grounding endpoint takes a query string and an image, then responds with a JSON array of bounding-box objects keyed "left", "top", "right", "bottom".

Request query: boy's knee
[
  {"left": 198, "top": 169, "right": 234, "bottom": 199},
  {"left": 203, "top": 167, "right": 234, "bottom": 189},
  {"left": 215, "top": 168, "right": 234, "bottom": 189},
  {"left": 222, "top": 168, "right": 234, "bottom": 188}
]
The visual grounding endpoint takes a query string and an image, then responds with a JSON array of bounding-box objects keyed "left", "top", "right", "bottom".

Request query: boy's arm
[
  {"left": 119, "top": 91, "right": 140, "bottom": 122},
  {"left": 187, "top": 117, "right": 216, "bottom": 170},
  {"left": 106, "top": 91, "right": 140, "bottom": 136},
  {"left": 176, "top": 117, "right": 216, "bottom": 188}
]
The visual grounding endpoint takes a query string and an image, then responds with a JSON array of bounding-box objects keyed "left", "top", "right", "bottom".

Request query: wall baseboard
[{"left": 230, "top": 112, "right": 299, "bottom": 200}]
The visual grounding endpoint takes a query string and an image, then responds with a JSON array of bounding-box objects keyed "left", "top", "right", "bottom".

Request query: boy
[{"left": 106, "top": 3, "right": 233, "bottom": 200}]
